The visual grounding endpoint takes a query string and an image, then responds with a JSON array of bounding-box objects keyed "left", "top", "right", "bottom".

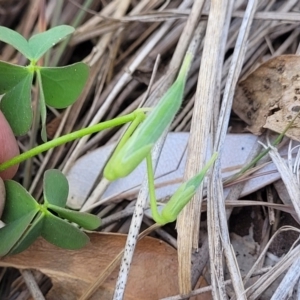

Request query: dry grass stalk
[
  {"left": 177, "top": 0, "right": 232, "bottom": 294},
  {"left": 207, "top": 0, "right": 258, "bottom": 298}
]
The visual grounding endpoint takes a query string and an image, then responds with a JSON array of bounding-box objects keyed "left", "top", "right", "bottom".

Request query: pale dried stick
[
  {"left": 247, "top": 0, "right": 298, "bottom": 51},
  {"left": 266, "top": 143, "right": 300, "bottom": 221},
  {"left": 206, "top": 2, "right": 236, "bottom": 297},
  {"left": 239, "top": 226, "right": 300, "bottom": 298},
  {"left": 73, "top": 0, "right": 117, "bottom": 33},
  {"left": 160, "top": 267, "right": 276, "bottom": 300},
  {"left": 111, "top": 135, "right": 165, "bottom": 300},
  {"left": 273, "top": 28, "right": 300, "bottom": 56},
  {"left": 169, "top": 0, "right": 206, "bottom": 68},
  {"left": 233, "top": 10, "right": 300, "bottom": 22},
  {"left": 271, "top": 257, "right": 300, "bottom": 300},
  {"left": 247, "top": 242, "right": 300, "bottom": 299},
  {"left": 208, "top": 0, "right": 258, "bottom": 299},
  {"left": 21, "top": 270, "right": 45, "bottom": 300},
  {"left": 177, "top": 0, "right": 230, "bottom": 294}
]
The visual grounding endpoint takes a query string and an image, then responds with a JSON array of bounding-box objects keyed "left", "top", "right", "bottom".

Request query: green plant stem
[
  {"left": 23, "top": 79, "right": 41, "bottom": 189},
  {"left": 36, "top": 69, "right": 48, "bottom": 141},
  {"left": 0, "top": 111, "right": 144, "bottom": 172}
]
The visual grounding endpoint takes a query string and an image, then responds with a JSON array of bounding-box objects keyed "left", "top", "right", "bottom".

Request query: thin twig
[{"left": 21, "top": 270, "right": 45, "bottom": 300}]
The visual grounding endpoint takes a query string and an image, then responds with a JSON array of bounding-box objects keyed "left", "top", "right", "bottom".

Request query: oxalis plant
[
  {"left": 0, "top": 25, "right": 100, "bottom": 256},
  {"left": 0, "top": 25, "right": 217, "bottom": 256},
  {"left": 0, "top": 25, "right": 89, "bottom": 140},
  {"left": 0, "top": 170, "right": 100, "bottom": 256}
]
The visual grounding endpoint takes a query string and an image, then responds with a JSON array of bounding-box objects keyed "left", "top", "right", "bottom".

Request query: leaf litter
[
  {"left": 233, "top": 55, "right": 300, "bottom": 141},
  {"left": 0, "top": 233, "right": 179, "bottom": 299}
]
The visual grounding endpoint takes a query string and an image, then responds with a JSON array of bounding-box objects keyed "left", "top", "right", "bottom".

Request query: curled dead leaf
[
  {"left": 0, "top": 232, "right": 182, "bottom": 300},
  {"left": 233, "top": 55, "right": 300, "bottom": 141}
]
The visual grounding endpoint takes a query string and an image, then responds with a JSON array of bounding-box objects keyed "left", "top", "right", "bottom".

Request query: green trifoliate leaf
[
  {"left": 0, "top": 26, "right": 32, "bottom": 59},
  {"left": 0, "top": 211, "right": 37, "bottom": 257},
  {"left": 9, "top": 213, "right": 45, "bottom": 255},
  {"left": 42, "top": 212, "right": 89, "bottom": 249},
  {"left": 0, "top": 61, "right": 30, "bottom": 94},
  {"left": 3, "top": 180, "right": 39, "bottom": 223},
  {"left": 48, "top": 204, "right": 101, "bottom": 230},
  {"left": 0, "top": 72, "right": 33, "bottom": 135},
  {"left": 28, "top": 25, "right": 74, "bottom": 60},
  {"left": 0, "top": 25, "right": 74, "bottom": 61},
  {"left": 43, "top": 169, "right": 68, "bottom": 207},
  {"left": 38, "top": 62, "right": 89, "bottom": 108}
]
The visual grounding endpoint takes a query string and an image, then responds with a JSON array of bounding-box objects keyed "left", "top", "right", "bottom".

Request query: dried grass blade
[
  {"left": 267, "top": 143, "right": 300, "bottom": 221},
  {"left": 209, "top": 0, "right": 258, "bottom": 299},
  {"left": 177, "top": 0, "right": 232, "bottom": 294}
]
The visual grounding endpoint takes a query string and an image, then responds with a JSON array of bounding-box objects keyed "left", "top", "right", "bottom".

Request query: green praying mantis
[
  {"left": 104, "top": 51, "right": 217, "bottom": 224},
  {"left": 0, "top": 49, "right": 217, "bottom": 227}
]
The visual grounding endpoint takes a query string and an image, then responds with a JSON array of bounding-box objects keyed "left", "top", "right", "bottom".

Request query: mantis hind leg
[{"left": 146, "top": 154, "right": 166, "bottom": 225}]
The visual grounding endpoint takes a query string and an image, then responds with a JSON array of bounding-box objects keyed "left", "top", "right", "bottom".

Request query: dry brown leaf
[
  {"left": 0, "top": 232, "right": 180, "bottom": 299},
  {"left": 46, "top": 115, "right": 63, "bottom": 139},
  {"left": 233, "top": 55, "right": 300, "bottom": 141},
  {"left": 190, "top": 276, "right": 213, "bottom": 300}
]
